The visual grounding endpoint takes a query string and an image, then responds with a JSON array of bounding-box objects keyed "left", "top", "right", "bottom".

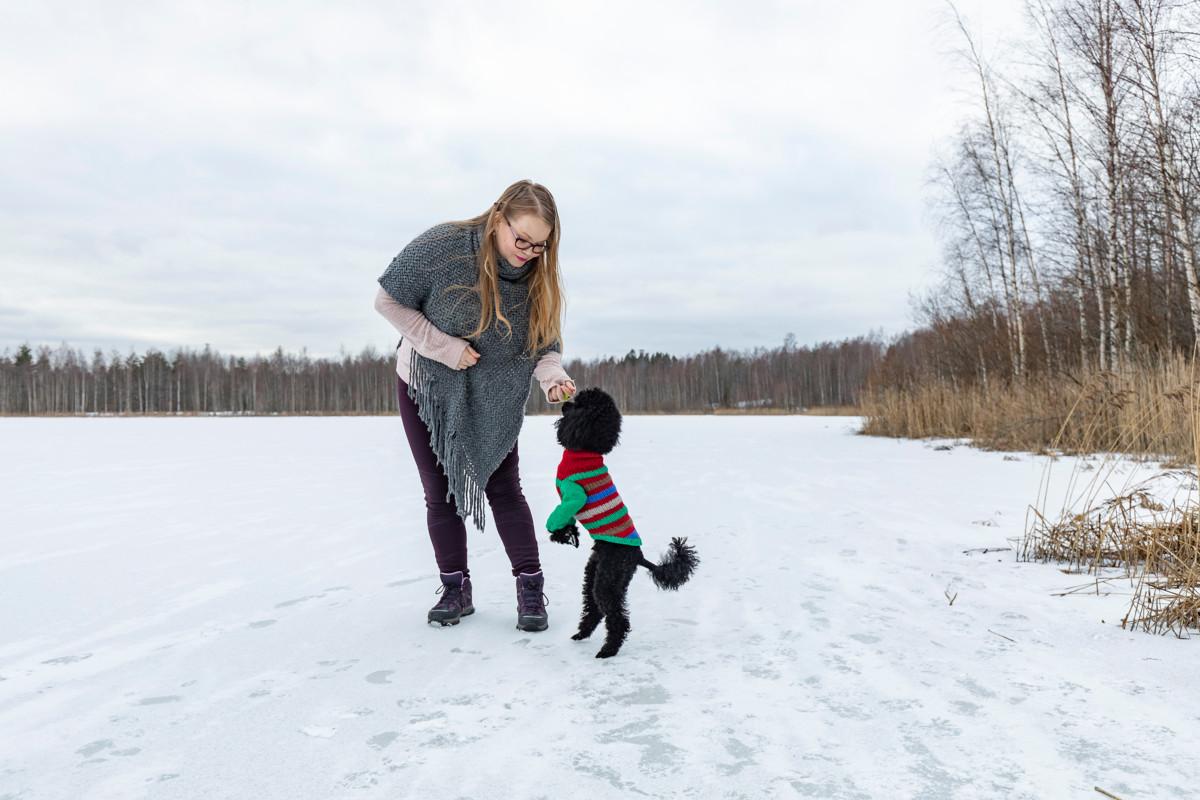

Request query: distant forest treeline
[{"left": 0, "top": 335, "right": 881, "bottom": 416}]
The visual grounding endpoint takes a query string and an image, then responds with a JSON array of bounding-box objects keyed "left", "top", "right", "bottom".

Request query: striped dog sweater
[{"left": 546, "top": 449, "right": 642, "bottom": 547}]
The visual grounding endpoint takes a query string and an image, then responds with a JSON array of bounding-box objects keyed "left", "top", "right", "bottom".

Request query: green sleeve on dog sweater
[{"left": 546, "top": 478, "right": 588, "bottom": 531}]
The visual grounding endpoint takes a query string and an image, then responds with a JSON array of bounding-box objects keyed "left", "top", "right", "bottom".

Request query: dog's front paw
[
  {"left": 549, "top": 524, "right": 580, "bottom": 548},
  {"left": 595, "top": 644, "right": 620, "bottom": 658},
  {"left": 571, "top": 630, "right": 592, "bottom": 641}
]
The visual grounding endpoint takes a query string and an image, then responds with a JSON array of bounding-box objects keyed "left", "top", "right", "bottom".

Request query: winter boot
[
  {"left": 427, "top": 571, "right": 474, "bottom": 626},
  {"left": 515, "top": 571, "right": 549, "bottom": 632}
]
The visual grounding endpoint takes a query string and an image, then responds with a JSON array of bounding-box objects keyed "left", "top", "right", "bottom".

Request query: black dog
[{"left": 546, "top": 388, "right": 699, "bottom": 658}]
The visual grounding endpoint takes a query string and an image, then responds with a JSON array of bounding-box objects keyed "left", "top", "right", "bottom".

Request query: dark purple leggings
[{"left": 396, "top": 376, "right": 541, "bottom": 577}]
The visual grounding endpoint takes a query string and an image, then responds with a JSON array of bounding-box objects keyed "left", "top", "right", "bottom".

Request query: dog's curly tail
[{"left": 638, "top": 537, "right": 699, "bottom": 591}]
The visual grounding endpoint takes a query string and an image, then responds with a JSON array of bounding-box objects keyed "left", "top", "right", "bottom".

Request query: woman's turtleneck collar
[{"left": 497, "top": 254, "right": 530, "bottom": 282}]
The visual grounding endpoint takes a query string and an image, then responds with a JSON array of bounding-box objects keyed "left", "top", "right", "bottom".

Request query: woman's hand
[
  {"left": 457, "top": 344, "right": 480, "bottom": 369},
  {"left": 547, "top": 380, "right": 576, "bottom": 403}
]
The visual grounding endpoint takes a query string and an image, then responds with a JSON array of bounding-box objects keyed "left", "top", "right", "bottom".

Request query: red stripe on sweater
[{"left": 590, "top": 514, "right": 635, "bottom": 537}]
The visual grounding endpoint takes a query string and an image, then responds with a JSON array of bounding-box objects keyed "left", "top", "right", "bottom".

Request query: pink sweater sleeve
[
  {"left": 374, "top": 286, "right": 469, "bottom": 370},
  {"left": 533, "top": 349, "right": 573, "bottom": 400}
]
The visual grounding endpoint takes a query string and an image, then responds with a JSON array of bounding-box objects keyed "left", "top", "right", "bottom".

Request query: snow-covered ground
[{"left": 1, "top": 415, "right": 1195, "bottom": 800}]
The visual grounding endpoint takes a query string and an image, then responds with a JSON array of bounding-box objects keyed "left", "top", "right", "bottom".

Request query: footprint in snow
[
  {"left": 367, "top": 731, "right": 399, "bottom": 750},
  {"left": 365, "top": 670, "right": 394, "bottom": 684},
  {"left": 300, "top": 726, "right": 337, "bottom": 738},
  {"left": 42, "top": 653, "right": 93, "bottom": 665}
]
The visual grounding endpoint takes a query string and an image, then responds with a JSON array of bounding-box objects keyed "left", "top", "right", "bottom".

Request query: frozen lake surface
[{"left": 0, "top": 415, "right": 1195, "bottom": 799}]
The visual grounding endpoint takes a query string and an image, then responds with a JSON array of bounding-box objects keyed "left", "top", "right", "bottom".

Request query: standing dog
[{"left": 546, "top": 388, "right": 699, "bottom": 658}]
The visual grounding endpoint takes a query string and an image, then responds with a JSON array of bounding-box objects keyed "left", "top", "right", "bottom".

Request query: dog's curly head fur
[{"left": 554, "top": 387, "right": 622, "bottom": 454}]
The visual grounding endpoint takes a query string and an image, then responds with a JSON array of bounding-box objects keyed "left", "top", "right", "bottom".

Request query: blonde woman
[{"left": 373, "top": 180, "right": 576, "bottom": 631}]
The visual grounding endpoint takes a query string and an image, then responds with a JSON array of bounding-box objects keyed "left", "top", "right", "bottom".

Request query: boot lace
[
  {"left": 434, "top": 583, "right": 463, "bottom": 610},
  {"left": 518, "top": 579, "right": 549, "bottom": 615}
]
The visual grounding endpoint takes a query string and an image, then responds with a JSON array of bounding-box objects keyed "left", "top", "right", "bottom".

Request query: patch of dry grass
[
  {"left": 1014, "top": 357, "right": 1200, "bottom": 638},
  {"left": 863, "top": 354, "right": 1200, "bottom": 637},
  {"left": 861, "top": 357, "right": 1198, "bottom": 463},
  {"left": 1025, "top": 482, "right": 1200, "bottom": 637}
]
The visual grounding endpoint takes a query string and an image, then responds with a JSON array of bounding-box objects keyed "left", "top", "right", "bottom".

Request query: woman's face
[{"left": 495, "top": 212, "right": 552, "bottom": 269}]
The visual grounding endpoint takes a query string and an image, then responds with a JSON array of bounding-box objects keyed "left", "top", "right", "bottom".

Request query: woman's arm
[
  {"left": 374, "top": 286, "right": 470, "bottom": 370},
  {"left": 534, "top": 350, "right": 575, "bottom": 402}
]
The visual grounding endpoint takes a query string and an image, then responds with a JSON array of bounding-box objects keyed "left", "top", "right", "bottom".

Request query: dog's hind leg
[
  {"left": 571, "top": 549, "right": 603, "bottom": 641},
  {"left": 594, "top": 551, "right": 638, "bottom": 658}
]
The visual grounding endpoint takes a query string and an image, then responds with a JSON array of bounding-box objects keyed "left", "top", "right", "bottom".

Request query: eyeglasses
[{"left": 504, "top": 216, "right": 548, "bottom": 255}]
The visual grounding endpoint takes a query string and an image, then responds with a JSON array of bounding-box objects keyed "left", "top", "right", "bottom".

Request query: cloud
[{"left": 0, "top": 0, "right": 1028, "bottom": 360}]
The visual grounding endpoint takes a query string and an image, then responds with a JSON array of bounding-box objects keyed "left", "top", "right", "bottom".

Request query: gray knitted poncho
[{"left": 378, "top": 221, "right": 560, "bottom": 531}]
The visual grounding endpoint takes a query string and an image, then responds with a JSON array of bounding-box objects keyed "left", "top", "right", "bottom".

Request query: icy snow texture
[{"left": 0, "top": 415, "right": 1195, "bottom": 799}]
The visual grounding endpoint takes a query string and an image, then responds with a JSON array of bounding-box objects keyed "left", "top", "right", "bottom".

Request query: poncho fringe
[{"left": 405, "top": 344, "right": 487, "bottom": 531}]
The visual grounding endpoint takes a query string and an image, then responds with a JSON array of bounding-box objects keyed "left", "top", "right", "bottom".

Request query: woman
[{"left": 373, "top": 180, "right": 576, "bottom": 632}]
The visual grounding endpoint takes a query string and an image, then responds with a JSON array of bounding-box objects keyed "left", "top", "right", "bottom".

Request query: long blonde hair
[{"left": 448, "top": 180, "right": 564, "bottom": 355}]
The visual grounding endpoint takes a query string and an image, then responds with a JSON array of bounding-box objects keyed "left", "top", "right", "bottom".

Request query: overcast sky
[{"left": 0, "top": 1, "right": 1028, "bottom": 361}]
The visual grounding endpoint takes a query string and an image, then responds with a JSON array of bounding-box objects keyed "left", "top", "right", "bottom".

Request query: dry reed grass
[
  {"left": 1025, "top": 480, "right": 1200, "bottom": 637},
  {"left": 861, "top": 356, "right": 1199, "bottom": 463},
  {"left": 863, "top": 355, "right": 1200, "bottom": 637},
  {"left": 1019, "top": 359, "right": 1200, "bottom": 638}
]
